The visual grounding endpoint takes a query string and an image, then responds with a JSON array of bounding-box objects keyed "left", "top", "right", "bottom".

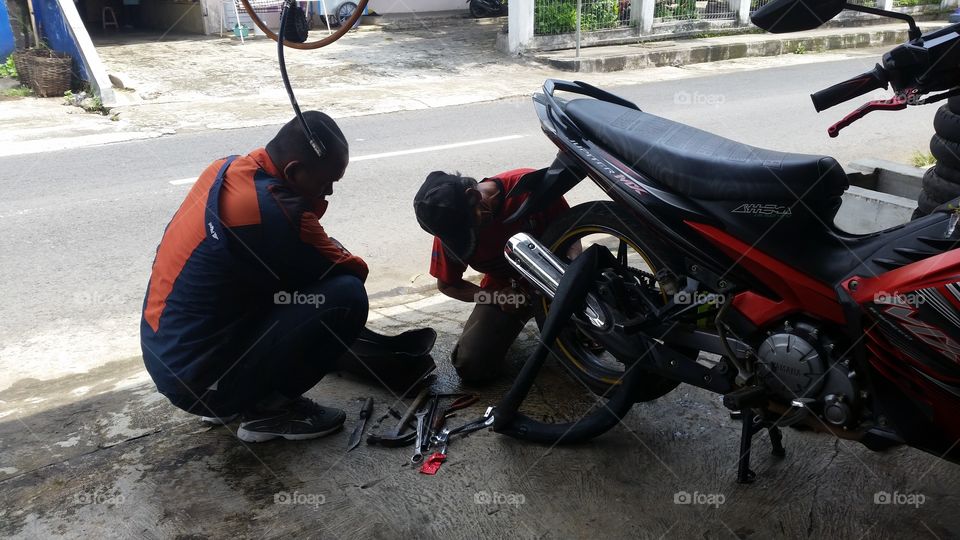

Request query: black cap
[{"left": 413, "top": 171, "right": 479, "bottom": 261}]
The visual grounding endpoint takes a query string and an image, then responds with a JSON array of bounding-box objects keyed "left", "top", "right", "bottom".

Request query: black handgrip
[{"left": 811, "top": 64, "right": 889, "bottom": 113}]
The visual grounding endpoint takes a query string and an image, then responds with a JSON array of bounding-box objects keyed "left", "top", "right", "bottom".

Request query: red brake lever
[{"left": 827, "top": 89, "right": 920, "bottom": 138}]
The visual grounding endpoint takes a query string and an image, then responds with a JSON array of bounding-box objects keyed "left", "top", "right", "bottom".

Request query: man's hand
[{"left": 437, "top": 278, "right": 483, "bottom": 304}]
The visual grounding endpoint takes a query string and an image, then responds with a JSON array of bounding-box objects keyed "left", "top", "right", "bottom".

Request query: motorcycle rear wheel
[{"left": 534, "top": 201, "right": 689, "bottom": 399}]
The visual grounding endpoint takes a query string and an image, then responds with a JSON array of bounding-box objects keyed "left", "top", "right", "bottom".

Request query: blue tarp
[
  {"left": 0, "top": 1, "right": 15, "bottom": 59},
  {"left": 33, "top": 0, "right": 88, "bottom": 80}
]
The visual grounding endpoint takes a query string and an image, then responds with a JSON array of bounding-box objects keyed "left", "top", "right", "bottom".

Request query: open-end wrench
[
  {"left": 429, "top": 428, "right": 451, "bottom": 456},
  {"left": 411, "top": 409, "right": 429, "bottom": 464}
]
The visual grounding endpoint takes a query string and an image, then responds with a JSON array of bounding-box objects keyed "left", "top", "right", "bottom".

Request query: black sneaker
[{"left": 236, "top": 396, "right": 346, "bottom": 443}]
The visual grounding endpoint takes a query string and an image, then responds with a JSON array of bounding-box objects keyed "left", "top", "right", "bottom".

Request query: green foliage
[
  {"left": 912, "top": 151, "right": 936, "bottom": 168},
  {"left": 2, "top": 86, "right": 32, "bottom": 97},
  {"left": 0, "top": 56, "right": 16, "bottom": 79},
  {"left": 794, "top": 42, "right": 806, "bottom": 54},
  {"left": 655, "top": 0, "right": 698, "bottom": 19},
  {"left": 536, "top": 2, "right": 577, "bottom": 34},
  {"left": 535, "top": 0, "right": 621, "bottom": 35},
  {"left": 580, "top": 0, "right": 620, "bottom": 31}
]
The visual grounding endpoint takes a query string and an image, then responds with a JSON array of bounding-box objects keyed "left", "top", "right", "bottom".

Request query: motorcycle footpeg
[{"left": 722, "top": 386, "right": 768, "bottom": 411}]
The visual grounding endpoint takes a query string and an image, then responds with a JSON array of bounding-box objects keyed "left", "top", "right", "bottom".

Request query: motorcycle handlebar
[{"left": 811, "top": 64, "right": 889, "bottom": 113}]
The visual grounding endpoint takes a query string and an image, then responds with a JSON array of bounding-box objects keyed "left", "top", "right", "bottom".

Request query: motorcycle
[
  {"left": 488, "top": 0, "right": 960, "bottom": 483},
  {"left": 468, "top": 0, "right": 506, "bottom": 18}
]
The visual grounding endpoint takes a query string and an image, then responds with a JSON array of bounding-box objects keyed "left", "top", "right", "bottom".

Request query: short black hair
[{"left": 266, "top": 111, "right": 348, "bottom": 169}]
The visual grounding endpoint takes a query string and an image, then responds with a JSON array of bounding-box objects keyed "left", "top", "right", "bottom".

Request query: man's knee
[
  {"left": 451, "top": 342, "right": 506, "bottom": 384},
  {"left": 318, "top": 274, "right": 369, "bottom": 331}
]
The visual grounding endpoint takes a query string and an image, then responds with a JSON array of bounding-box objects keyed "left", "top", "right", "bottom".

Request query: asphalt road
[{"left": 0, "top": 51, "right": 938, "bottom": 388}]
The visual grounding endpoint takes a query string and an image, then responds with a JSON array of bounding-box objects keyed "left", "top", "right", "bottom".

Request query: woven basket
[
  {"left": 11, "top": 50, "right": 38, "bottom": 87},
  {"left": 27, "top": 51, "right": 73, "bottom": 97}
]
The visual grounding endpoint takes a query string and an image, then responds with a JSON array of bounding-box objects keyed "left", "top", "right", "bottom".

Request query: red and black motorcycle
[{"left": 489, "top": 0, "right": 960, "bottom": 483}]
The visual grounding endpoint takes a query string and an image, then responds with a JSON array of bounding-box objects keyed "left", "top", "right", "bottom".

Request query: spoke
[{"left": 617, "top": 237, "right": 628, "bottom": 267}]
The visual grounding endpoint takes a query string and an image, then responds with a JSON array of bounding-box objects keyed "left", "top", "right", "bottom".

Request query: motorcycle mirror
[{"left": 751, "top": 0, "right": 845, "bottom": 33}]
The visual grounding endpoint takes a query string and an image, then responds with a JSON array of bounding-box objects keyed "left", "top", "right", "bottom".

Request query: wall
[
  {"left": 0, "top": 0, "right": 15, "bottom": 58},
  {"left": 367, "top": 0, "right": 465, "bottom": 13},
  {"left": 33, "top": 0, "right": 88, "bottom": 79},
  {"left": 141, "top": 0, "right": 205, "bottom": 34},
  {"left": 56, "top": 0, "right": 115, "bottom": 104}
]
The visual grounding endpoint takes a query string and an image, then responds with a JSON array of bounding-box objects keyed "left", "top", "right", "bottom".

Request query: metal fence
[
  {"left": 892, "top": 0, "right": 941, "bottom": 7},
  {"left": 534, "top": 0, "right": 632, "bottom": 35},
  {"left": 654, "top": 0, "right": 736, "bottom": 22}
]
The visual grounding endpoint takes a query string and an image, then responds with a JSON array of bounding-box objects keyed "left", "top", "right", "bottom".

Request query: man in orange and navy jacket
[{"left": 141, "top": 112, "right": 369, "bottom": 443}]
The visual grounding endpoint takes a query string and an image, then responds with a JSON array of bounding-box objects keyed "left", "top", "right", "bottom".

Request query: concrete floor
[{"left": 2, "top": 292, "right": 958, "bottom": 539}]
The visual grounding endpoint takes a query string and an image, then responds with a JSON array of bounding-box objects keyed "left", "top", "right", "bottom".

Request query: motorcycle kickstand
[{"left": 736, "top": 413, "right": 786, "bottom": 484}]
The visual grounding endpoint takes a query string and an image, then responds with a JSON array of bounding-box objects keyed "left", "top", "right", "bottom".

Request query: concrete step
[
  {"left": 532, "top": 21, "right": 946, "bottom": 73},
  {"left": 361, "top": 11, "right": 506, "bottom": 31}
]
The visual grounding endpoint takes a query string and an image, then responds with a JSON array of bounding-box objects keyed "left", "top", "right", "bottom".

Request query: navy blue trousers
[{"left": 168, "top": 274, "right": 368, "bottom": 417}]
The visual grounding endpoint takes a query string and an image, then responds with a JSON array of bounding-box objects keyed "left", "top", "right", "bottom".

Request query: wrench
[
  {"left": 411, "top": 409, "right": 429, "bottom": 464},
  {"left": 430, "top": 428, "right": 451, "bottom": 456}
]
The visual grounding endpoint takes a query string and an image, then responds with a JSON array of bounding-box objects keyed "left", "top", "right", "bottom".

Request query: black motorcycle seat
[{"left": 564, "top": 99, "right": 849, "bottom": 203}]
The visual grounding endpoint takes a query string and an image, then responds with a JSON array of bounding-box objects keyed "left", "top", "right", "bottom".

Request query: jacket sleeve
[
  {"left": 298, "top": 211, "right": 369, "bottom": 282},
  {"left": 252, "top": 183, "right": 369, "bottom": 288}
]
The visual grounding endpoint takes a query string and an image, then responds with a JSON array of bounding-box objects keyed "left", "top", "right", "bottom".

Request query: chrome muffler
[{"left": 504, "top": 233, "right": 607, "bottom": 328}]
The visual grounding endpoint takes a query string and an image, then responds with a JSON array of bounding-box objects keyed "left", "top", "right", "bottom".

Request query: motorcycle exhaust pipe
[{"left": 504, "top": 233, "right": 608, "bottom": 329}]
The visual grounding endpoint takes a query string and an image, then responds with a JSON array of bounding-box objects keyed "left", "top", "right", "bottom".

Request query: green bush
[
  {"left": 0, "top": 56, "right": 17, "bottom": 79},
  {"left": 536, "top": 2, "right": 578, "bottom": 34},
  {"left": 535, "top": 0, "right": 620, "bottom": 34},
  {"left": 655, "top": 0, "right": 697, "bottom": 19},
  {"left": 581, "top": 0, "right": 620, "bottom": 31}
]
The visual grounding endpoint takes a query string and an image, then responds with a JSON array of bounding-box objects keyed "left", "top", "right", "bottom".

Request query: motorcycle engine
[{"left": 755, "top": 321, "right": 859, "bottom": 427}]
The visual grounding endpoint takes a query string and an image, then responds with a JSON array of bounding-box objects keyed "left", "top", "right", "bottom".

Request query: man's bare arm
[{"left": 437, "top": 278, "right": 481, "bottom": 303}]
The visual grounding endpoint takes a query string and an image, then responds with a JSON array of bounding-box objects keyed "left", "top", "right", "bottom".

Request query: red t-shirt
[{"left": 429, "top": 168, "right": 570, "bottom": 291}]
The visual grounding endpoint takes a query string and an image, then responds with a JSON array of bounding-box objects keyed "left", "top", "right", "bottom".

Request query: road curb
[
  {"left": 533, "top": 27, "right": 921, "bottom": 73},
  {"left": 358, "top": 13, "right": 505, "bottom": 32}
]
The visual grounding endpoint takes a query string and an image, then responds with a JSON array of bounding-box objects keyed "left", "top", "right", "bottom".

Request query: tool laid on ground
[
  {"left": 446, "top": 406, "right": 496, "bottom": 439},
  {"left": 420, "top": 407, "right": 495, "bottom": 475},
  {"left": 411, "top": 407, "right": 431, "bottom": 464},
  {"left": 411, "top": 393, "right": 441, "bottom": 463},
  {"left": 346, "top": 397, "right": 373, "bottom": 452},
  {"left": 413, "top": 393, "right": 477, "bottom": 463},
  {"left": 366, "top": 386, "right": 429, "bottom": 447},
  {"left": 430, "top": 394, "right": 479, "bottom": 432}
]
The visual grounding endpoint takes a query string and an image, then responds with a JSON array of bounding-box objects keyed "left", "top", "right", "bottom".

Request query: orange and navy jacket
[{"left": 140, "top": 148, "right": 368, "bottom": 396}]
